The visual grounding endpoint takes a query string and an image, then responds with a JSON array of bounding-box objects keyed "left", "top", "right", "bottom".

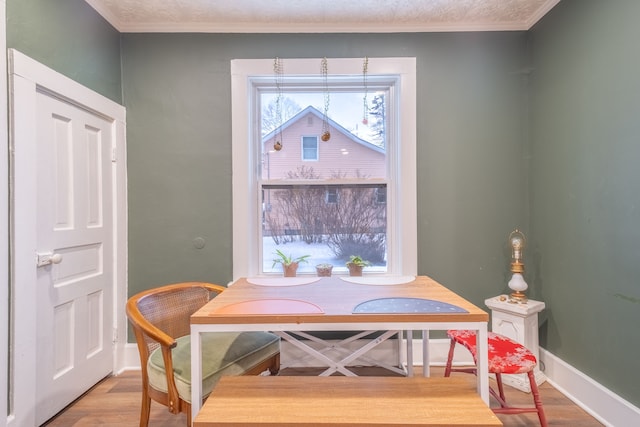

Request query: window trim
[{"left": 231, "top": 58, "right": 417, "bottom": 280}]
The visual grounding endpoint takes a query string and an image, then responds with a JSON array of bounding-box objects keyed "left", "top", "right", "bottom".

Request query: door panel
[
  {"left": 35, "top": 90, "right": 114, "bottom": 424},
  {"left": 9, "top": 49, "right": 126, "bottom": 427}
]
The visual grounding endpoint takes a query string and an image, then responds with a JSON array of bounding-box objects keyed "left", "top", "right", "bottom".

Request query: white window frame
[{"left": 231, "top": 58, "right": 417, "bottom": 279}]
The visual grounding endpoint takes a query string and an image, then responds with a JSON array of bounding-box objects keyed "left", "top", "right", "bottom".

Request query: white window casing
[{"left": 231, "top": 58, "right": 416, "bottom": 279}]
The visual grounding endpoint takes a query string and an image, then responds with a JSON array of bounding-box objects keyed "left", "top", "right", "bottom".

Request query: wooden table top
[
  {"left": 191, "top": 275, "right": 487, "bottom": 325},
  {"left": 193, "top": 376, "right": 502, "bottom": 426}
]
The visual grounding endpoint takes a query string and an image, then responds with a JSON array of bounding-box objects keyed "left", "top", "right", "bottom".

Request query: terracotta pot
[
  {"left": 315, "top": 264, "right": 333, "bottom": 277},
  {"left": 347, "top": 263, "right": 363, "bottom": 277},
  {"left": 283, "top": 262, "right": 299, "bottom": 277}
]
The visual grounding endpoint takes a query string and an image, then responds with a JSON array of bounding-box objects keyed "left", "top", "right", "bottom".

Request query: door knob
[{"left": 36, "top": 251, "right": 63, "bottom": 267}]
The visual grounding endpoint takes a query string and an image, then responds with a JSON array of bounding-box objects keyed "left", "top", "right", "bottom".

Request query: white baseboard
[
  {"left": 540, "top": 348, "right": 640, "bottom": 427},
  {"left": 117, "top": 338, "right": 640, "bottom": 427},
  {"left": 118, "top": 343, "right": 142, "bottom": 374}
]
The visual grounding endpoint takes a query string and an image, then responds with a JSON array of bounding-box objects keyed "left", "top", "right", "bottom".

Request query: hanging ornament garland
[
  {"left": 362, "top": 56, "right": 369, "bottom": 125},
  {"left": 273, "top": 57, "right": 284, "bottom": 151},
  {"left": 321, "top": 57, "right": 331, "bottom": 142}
]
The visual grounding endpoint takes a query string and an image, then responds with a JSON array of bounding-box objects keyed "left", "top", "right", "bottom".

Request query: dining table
[{"left": 190, "top": 275, "right": 489, "bottom": 420}]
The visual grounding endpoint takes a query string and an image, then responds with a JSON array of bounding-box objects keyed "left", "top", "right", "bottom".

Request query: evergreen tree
[{"left": 368, "top": 94, "right": 386, "bottom": 147}]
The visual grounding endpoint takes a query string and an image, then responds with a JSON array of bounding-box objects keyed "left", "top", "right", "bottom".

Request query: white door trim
[
  {"left": 1, "top": 2, "right": 10, "bottom": 427},
  {"left": 7, "top": 48, "right": 127, "bottom": 426}
]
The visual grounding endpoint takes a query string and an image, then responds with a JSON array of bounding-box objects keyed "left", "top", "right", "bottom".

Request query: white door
[
  {"left": 34, "top": 91, "right": 114, "bottom": 424},
  {"left": 9, "top": 49, "right": 127, "bottom": 427}
]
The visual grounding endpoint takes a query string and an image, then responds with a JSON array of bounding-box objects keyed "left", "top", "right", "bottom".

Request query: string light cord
[
  {"left": 273, "top": 57, "right": 284, "bottom": 151},
  {"left": 321, "top": 57, "right": 331, "bottom": 141},
  {"left": 362, "top": 56, "right": 369, "bottom": 125}
]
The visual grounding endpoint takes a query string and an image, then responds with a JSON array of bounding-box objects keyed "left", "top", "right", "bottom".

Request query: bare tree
[
  {"left": 266, "top": 167, "right": 386, "bottom": 263},
  {"left": 321, "top": 184, "right": 386, "bottom": 263},
  {"left": 266, "top": 166, "right": 324, "bottom": 245},
  {"left": 262, "top": 97, "right": 302, "bottom": 136}
]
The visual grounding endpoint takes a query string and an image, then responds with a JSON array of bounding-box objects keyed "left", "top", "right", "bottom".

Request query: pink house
[
  {"left": 261, "top": 106, "right": 387, "bottom": 243},
  {"left": 262, "top": 106, "right": 385, "bottom": 180}
]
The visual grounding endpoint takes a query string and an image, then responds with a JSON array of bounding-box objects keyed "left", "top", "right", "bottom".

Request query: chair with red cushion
[{"left": 444, "top": 330, "right": 547, "bottom": 427}]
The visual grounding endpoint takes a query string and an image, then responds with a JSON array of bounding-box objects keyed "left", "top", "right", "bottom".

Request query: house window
[
  {"left": 326, "top": 187, "right": 338, "bottom": 204},
  {"left": 302, "top": 136, "right": 318, "bottom": 161},
  {"left": 231, "top": 58, "right": 417, "bottom": 278}
]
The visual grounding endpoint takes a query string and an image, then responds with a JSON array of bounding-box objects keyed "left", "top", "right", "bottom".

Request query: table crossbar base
[
  {"left": 275, "top": 330, "right": 407, "bottom": 376},
  {"left": 285, "top": 330, "right": 408, "bottom": 375}
]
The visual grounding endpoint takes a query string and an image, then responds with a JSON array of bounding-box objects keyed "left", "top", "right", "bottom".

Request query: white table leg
[
  {"left": 406, "top": 330, "right": 414, "bottom": 376},
  {"left": 422, "top": 330, "right": 430, "bottom": 377},
  {"left": 190, "top": 326, "right": 203, "bottom": 422},
  {"left": 476, "top": 325, "right": 490, "bottom": 405}
]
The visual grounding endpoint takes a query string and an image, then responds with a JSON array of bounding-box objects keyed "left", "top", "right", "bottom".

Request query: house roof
[{"left": 263, "top": 105, "right": 385, "bottom": 155}]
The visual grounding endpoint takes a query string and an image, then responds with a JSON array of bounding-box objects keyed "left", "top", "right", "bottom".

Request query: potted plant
[
  {"left": 315, "top": 263, "right": 333, "bottom": 277},
  {"left": 346, "top": 255, "right": 370, "bottom": 277},
  {"left": 272, "top": 249, "right": 310, "bottom": 277}
]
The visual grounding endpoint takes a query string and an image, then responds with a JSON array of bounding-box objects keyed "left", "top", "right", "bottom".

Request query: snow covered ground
[{"left": 262, "top": 237, "right": 386, "bottom": 275}]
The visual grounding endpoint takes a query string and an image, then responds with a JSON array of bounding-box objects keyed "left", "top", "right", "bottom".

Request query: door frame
[
  {"left": 7, "top": 49, "right": 127, "bottom": 426},
  {"left": 1, "top": 2, "right": 9, "bottom": 427}
]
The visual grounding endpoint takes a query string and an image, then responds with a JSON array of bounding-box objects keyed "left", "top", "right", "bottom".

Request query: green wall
[
  {"left": 121, "top": 32, "right": 529, "bottom": 306},
  {"left": 6, "top": 0, "right": 121, "bottom": 103},
  {"left": 529, "top": 0, "right": 640, "bottom": 405}
]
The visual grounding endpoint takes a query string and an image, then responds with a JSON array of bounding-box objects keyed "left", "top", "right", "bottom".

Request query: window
[
  {"left": 231, "top": 58, "right": 417, "bottom": 278},
  {"left": 326, "top": 187, "right": 338, "bottom": 204},
  {"left": 302, "top": 136, "right": 318, "bottom": 161}
]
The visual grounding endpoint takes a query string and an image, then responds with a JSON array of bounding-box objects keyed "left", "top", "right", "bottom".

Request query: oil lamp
[{"left": 507, "top": 229, "right": 528, "bottom": 303}]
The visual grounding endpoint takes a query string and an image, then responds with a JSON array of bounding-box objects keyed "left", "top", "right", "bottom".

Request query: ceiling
[{"left": 85, "top": 0, "right": 561, "bottom": 33}]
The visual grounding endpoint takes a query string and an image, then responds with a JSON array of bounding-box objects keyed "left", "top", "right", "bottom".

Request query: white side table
[{"left": 484, "top": 295, "right": 547, "bottom": 392}]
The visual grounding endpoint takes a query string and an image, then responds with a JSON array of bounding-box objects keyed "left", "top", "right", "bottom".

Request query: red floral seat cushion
[{"left": 447, "top": 330, "right": 537, "bottom": 374}]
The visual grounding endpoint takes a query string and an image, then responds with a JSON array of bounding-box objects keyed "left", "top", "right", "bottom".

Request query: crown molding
[{"left": 85, "top": 0, "right": 561, "bottom": 34}]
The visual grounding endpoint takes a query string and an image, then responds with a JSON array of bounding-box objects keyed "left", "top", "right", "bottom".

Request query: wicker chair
[{"left": 126, "top": 282, "right": 280, "bottom": 427}]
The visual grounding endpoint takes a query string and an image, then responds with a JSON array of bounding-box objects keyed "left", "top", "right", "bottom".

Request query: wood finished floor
[{"left": 44, "top": 366, "right": 603, "bottom": 427}]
